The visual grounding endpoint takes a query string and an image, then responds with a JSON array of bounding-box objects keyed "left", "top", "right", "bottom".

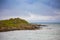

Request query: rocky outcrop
[
  {"left": 0, "top": 18, "right": 46, "bottom": 32},
  {"left": 0, "top": 24, "right": 42, "bottom": 32}
]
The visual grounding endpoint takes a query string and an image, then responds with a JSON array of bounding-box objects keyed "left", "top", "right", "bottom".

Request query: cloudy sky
[{"left": 0, "top": 0, "right": 60, "bottom": 22}]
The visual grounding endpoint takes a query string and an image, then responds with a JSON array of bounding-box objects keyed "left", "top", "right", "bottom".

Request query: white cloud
[
  {"left": 0, "top": 12, "right": 60, "bottom": 22},
  {"left": 19, "top": 12, "right": 56, "bottom": 22}
]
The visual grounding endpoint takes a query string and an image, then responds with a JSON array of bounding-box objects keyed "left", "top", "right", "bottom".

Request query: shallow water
[{"left": 0, "top": 24, "right": 60, "bottom": 40}]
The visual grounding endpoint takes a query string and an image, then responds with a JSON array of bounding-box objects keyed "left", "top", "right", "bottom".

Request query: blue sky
[{"left": 0, "top": 0, "right": 60, "bottom": 22}]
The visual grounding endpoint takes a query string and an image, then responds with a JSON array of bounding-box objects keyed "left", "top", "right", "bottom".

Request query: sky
[{"left": 0, "top": 0, "right": 60, "bottom": 22}]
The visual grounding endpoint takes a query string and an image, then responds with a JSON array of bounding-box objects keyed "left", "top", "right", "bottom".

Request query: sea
[{"left": 0, "top": 23, "right": 60, "bottom": 40}]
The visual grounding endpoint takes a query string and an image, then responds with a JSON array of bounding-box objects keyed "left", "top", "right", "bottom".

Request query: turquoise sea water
[{"left": 0, "top": 24, "right": 60, "bottom": 40}]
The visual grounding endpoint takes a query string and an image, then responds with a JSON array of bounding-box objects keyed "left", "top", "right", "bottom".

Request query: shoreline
[
  {"left": 0, "top": 24, "right": 46, "bottom": 32},
  {"left": 0, "top": 18, "right": 46, "bottom": 32}
]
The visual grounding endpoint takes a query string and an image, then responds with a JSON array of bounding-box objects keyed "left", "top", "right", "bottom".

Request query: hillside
[
  {"left": 0, "top": 18, "right": 29, "bottom": 27},
  {"left": 0, "top": 18, "right": 41, "bottom": 32}
]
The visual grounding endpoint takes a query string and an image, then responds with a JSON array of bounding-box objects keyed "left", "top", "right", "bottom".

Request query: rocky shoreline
[
  {"left": 0, "top": 24, "right": 46, "bottom": 32},
  {"left": 0, "top": 18, "right": 46, "bottom": 32}
]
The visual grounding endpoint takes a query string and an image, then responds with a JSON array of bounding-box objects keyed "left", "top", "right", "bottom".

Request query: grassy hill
[
  {"left": 0, "top": 18, "right": 29, "bottom": 27},
  {"left": 0, "top": 18, "right": 40, "bottom": 32}
]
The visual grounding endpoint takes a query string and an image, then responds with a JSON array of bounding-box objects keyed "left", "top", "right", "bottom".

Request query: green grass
[{"left": 0, "top": 18, "right": 29, "bottom": 28}]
